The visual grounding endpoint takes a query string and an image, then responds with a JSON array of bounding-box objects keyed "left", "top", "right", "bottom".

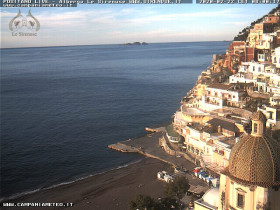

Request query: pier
[{"left": 108, "top": 131, "right": 196, "bottom": 170}]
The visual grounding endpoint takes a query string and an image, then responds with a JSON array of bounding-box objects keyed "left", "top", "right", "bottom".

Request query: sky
[{"left": 0, "top": 4, "right": 278, "bottom": 48}]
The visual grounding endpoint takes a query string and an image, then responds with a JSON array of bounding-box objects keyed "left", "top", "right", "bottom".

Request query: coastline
[
  {"left": 0, "top": 122, "right": 172, "bottom": 204},
  {"left": 0, "top": 158, "right": 144, "bottom": 203},
  {"left": 2, "top": 158, "right": 172, "bottom": 210},
  {"left": 2, "top": 130, "right": 197, "bottom": 210}
]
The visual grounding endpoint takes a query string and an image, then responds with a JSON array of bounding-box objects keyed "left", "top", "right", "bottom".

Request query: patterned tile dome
[{"left": 228, "top": 112, "right": 280, "bottom": 187}]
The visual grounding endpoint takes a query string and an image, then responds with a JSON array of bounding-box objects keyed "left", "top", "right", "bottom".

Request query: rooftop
[
  {"left": 207, "top": 118, "right": 238, "bottom": 133},
  {"left": 207, "top": 83, "right": 233, "bottom": 90},
  {"left": 187, "top": 123, "right": 215, "bottom": 134},
  {"left": 181, "top": 107, "right": 208, "bottom": 116},
  {"left": 252, "top": 110, "right": 267, "bottom": 121},
  {"left": 218, "top": 136, "right": 236, "bottom": 148}
]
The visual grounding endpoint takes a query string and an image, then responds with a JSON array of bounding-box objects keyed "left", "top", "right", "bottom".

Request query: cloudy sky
[{"left": 0, "top": 4, "right": 277, "bottom": 48}]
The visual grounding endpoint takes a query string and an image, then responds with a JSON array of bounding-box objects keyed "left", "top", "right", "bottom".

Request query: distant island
[{"left": 122, "top": 42, "right": 148, "bottom": 45}]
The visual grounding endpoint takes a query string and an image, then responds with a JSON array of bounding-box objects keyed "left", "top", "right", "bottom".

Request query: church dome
[
  {"left": 228, "top": 111, "right": 280, "bottom": 187},
  {"left": 201, "top": 188, "right": 219, "bottom": 207}
]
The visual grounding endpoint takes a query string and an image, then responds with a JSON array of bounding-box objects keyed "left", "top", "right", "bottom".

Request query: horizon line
[{"left": 0, "top": 40, "right": 232, "bottom": 50}]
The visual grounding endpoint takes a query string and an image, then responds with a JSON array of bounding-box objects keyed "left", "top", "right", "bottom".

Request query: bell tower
[{"left": 251, "top": 111, "right": 267, "bottom": 137}]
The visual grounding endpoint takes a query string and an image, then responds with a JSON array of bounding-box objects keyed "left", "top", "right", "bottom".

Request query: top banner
[
  {"left": 1, "top": 0, "right": 192, "bottom": 7},
  {"left": 1, "top": 0, "right": 279, "bottom": 7}
]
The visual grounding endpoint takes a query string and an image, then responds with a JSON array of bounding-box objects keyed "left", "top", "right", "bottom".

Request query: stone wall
[{"left": 159, "top": 136, "right": 196, "bottom": 164}]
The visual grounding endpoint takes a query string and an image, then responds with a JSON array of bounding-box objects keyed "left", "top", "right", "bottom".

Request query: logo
[{"left": 9, "top": 10, "right": 40, "bottom": 36}]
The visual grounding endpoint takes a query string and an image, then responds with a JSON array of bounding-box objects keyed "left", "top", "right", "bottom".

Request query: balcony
[{"left": 214, "top": 149, "right": 224, "bottom": 156}]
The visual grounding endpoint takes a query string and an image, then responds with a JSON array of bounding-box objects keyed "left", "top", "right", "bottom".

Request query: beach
[
  {"left": 3, "top": 158, "right": 173, "bottom": 210},
  {"left": 3, "top": 130, "right": 200, "bottom": 210}
]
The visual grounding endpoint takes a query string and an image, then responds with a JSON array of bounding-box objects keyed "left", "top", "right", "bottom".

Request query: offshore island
[
  {"left": 3, "top": 5, "right": 280, "bottom": 210},
  {"left": 122, "top": 42, "right": 148, "bottom": 45}
]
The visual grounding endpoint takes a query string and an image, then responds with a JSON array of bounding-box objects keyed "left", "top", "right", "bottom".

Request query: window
[
  {"left": 269, "top": 112, "right": 273, "bottom": 119},
  {"left": 237, "top": 193, "right": 244, "bottom": 208},
  {"left": 254, "top": 123, "right": 258, "bottom": 133}
]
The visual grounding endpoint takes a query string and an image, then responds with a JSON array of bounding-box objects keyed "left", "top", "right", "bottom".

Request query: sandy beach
[
  {"left": 3, "top": 131, "right": 199, "bottom": 210},
  {"left": 3, "top": 158, "right": 173, "bottom": 210}
]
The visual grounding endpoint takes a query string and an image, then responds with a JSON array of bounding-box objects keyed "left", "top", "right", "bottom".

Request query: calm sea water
[{"left": 1, "top": 42, "right": 229, "bottom": 199}]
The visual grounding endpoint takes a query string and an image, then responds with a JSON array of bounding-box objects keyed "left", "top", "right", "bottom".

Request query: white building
[
  {"left": 200, "top": 84, "right": 246, "bottom": 111},
  {"left": 229, "top": 72, "right": 254, "bottom": 84},
  {"left": 272, "top": 47, "right": 280, "bottom": 68},
  {"left": 258, "top": 105, "right": 280, "bottom": 129},
  {"left": 270, "top": 94, "right": 280, "bottom": 106},
  {"left": 256, "top": 33, "right": 274, "bottom": 50}
]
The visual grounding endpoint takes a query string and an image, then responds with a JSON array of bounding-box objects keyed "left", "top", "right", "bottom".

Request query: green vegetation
[
  {"left": 129, "top": 195, "right": 178, "bottom": 210},
  {"left": 234, "top": 5, "right": 280, "bottom": 42},
  {"left": 233, "top": 27, "right": 250, "bottom": 42},
  {"left": 129, "top": 176, "right": 190, "bottom": 210},
  {"left": 166, "top": 124, "right": 180, "bottom": 138},
  {"left": 164, "top": 175, "right": 190, "bottom": 201},
  {"left": 158, "top": 197, "right": 179, "bottom": 209},
  {"left": 129, "top": 194, "right": 158, "bottom": 210},
  {"left": 268, "top": 4, "right": 280, "bottom": 14}
]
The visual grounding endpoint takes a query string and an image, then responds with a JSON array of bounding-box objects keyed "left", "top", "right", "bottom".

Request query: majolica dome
[{"left": 228, "top": 111, "right": 280, "bottom": 187}]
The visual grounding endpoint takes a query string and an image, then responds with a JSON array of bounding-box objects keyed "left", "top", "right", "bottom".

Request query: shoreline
[
  {"left": 2, "top": 158, "right": 174, "bottom": 210},
  {"left": 0, "top": 158, "right": 145, "bottom": 203},
  {"left": 1, "top": 122, "right": 171, "bottom": 203},
  {"left": 2, "top": 130, "right": 199, "bottom": 210}
]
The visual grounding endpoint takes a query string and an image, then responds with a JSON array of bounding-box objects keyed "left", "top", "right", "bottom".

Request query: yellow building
[{"left": 195, "top": 111, "right": 280, "bottom": 210}]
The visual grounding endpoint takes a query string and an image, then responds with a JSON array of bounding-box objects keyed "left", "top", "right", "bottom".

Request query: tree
[
  {"left": 158, "top": 197, "right": 179, "bottom": 210},
  {"left": 129, "top": 194, "right": 158, "bottom": 210},
  {"left": 129, "top": 176, "right": 190, "bottom": 209},
  {"left": 129, "top": 195, "right": 179, "bottom": 210},
  {"left": 164, "top": 176, "right": 190, "bottom": 209}
]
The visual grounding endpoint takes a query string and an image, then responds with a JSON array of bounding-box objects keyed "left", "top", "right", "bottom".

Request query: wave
[{"left": 0, "top": 158, "right": 144, "bottom": 203}]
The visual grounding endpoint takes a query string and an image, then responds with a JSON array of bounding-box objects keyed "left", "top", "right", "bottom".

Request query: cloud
[
  {"left": 3, "top": 7, "right": 245, "bottom": 30},
  {"left": 1, "top": 11, "right": 17, "bottom": 18},
  {"left": 125, "top": 8, "right": 246, "bottom": 24},
  {"left": 223, "top": 21, "right": 249, "bottom": 26},
  {"left": 105, "top": 28, "right": 234, "bottom": 43},
  {"left": 4, "top": 7, "right": 246, "bottom": 33},
  {"left": 35, "top": 10, "right": 115, "bottom": 28},
  {"left": 1, "top": 5, "right": 270, "bottom": 48}
]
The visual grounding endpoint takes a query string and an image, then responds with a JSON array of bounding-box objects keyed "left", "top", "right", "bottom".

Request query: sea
[{"left": 1, "top": 41, "right": 230, "bottom": 200}]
